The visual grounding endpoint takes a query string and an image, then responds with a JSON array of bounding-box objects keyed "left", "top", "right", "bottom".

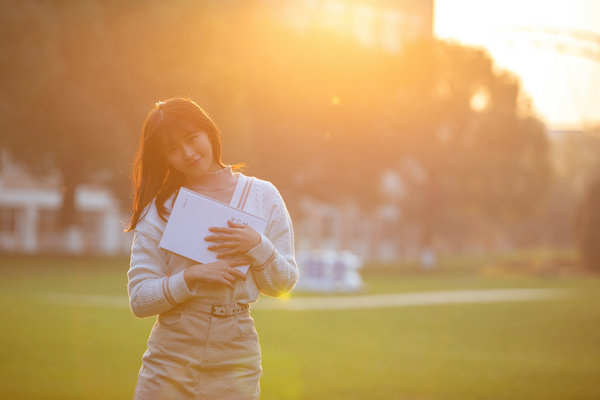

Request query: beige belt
[{"left": 184, "top": 302, "right": 250, "bottom": 317}]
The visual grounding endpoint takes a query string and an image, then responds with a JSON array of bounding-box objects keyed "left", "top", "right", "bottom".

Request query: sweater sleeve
[
  {"left": 247, "top": 185, "right": 299, "bottom": 297},
  {"left": 127, "top": 230, "right": 194, "bottom": 318}
]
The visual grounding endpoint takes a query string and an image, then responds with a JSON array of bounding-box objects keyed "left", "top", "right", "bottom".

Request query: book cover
[{"left": 159, "top": 187, "right": 268, "bottom": 273}]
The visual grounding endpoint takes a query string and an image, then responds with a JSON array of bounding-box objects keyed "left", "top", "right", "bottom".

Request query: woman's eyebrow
[
  {"left": 160, "top": 137, "right": 178, "bottom": 148},
  {"left": 163, "top": 130, "right": 187, "bottom": 144}
]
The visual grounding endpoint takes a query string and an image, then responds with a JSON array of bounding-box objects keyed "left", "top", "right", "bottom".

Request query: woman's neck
[{"left": 184, "top": 165, "right": 236, "bottom": 192}]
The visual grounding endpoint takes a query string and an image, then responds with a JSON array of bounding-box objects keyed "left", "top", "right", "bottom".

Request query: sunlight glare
[{"left": 434, "top": 0, "right": 600, "bottom": 129}]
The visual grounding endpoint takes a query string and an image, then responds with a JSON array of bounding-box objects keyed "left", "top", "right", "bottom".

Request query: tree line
[{"left": 2, "top": 0, "right": 594, "bottom": 265}]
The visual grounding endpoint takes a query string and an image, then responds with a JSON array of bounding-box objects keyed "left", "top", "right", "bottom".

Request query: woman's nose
[{"left": 182, "top": 145, "right": 195, "bottom": 158}]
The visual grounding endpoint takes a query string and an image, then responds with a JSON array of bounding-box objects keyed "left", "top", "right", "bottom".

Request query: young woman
[{"left": 126, "top": 97, "right": 298, "bottom": 399}]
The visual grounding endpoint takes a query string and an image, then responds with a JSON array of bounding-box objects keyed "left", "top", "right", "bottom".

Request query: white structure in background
[
  {"left": 295, "top": 249, "right": 363, "bottom": 292},
  {"left": 0, "top": 150, "right": 131, "bottom": 254},
  {"left": 292, "top": 168, "right": 421, "bottom": 262},
  {"left": 294, "top": 198, "right": 413, "bottom": 261}
]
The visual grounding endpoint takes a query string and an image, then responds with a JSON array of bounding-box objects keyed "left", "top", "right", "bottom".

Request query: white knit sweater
[{"left": 127, "top": 174, "right": 299, "bottom": 318}]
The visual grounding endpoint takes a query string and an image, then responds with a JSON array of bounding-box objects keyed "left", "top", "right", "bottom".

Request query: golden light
[
  {"left": 470, "top": 88, "right": 490, "bottom": 112},
  {"left": 434, "top": 0, "right": 600, "bottom": 129}
]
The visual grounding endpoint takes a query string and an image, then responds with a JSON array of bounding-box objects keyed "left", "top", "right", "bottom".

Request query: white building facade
[
  {"left": 0, "top": 152, "right": 131, "bottom": 255},
  {"left": 293, "top": 196, "right": 420, "bottom": 262}
]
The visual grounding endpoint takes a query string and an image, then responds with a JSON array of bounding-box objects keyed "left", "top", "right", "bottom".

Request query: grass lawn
[{"left": 0, "top": 254, "right": 599, "bottom": 399}]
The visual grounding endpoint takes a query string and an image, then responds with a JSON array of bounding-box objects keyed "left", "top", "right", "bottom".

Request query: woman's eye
[
  {"left": 165, "top": 147, "right": 177, "bottom": 155},
  {"left": 189, "top": 134, "right": 199, "bottom": 142}
]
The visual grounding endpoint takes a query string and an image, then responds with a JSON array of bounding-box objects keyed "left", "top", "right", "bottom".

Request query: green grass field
[{"left": 0, "top": 253, "right": 599, "bottom": 399}]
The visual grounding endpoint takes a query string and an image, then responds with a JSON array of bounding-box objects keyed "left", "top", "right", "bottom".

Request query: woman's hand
[
  {"left": 205, "top": 220, "right": 261, "bottom": 260},
  {"left": 184, "top": 259, "right": 248, "bottom": 290}
]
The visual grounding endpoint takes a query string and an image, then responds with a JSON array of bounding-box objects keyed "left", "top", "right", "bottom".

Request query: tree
[
  {"left": 0, "top": 1, "right": 130, "bottom": 228},
  {"left": 576, "top": 175, "right": 600, "bottom": 272},
  {"left": 222, "top": 16, "right": 553, "bottom": 253},
  {"left": 382, "top": 40, "right": 552, "bottom": 253},
  {"left": 0, "top": 0, "right": 239, "bottom": 228},
  {"left": 0, "top": 1, "right": 553, "bottom": 257}
]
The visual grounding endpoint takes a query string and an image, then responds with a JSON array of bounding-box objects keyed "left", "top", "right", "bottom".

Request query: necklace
[
  {"left": 189, "top": 180, "right": 237, "bottom": 193},
  {"left": 204, "top": 166, "right": 230, "bottom": 176},
  {"left": 186, "top": 166, "right": 238, "bottom": 193}
]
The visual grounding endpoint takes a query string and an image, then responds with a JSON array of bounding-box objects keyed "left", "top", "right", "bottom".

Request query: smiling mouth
[{"left": 186, "top": 158, "right": 202, "bottom": 167}]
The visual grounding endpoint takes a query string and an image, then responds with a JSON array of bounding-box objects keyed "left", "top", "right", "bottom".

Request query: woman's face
[{"left": 160, "top": 130, "right": 220, "bottom": 184}]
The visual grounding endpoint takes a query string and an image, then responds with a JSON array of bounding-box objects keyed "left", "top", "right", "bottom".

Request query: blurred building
[
  {"left": 0, "top": 148, "right": 413, "bottom": 260},
  {"left": 272, "top": 0, "right": 434, "bottom": 53},
  {"left": 293, "top": 197, "right": 422, "bottom": 261},
  {"left": 0, "top": 151, "right": 130, "bottom": 255}
]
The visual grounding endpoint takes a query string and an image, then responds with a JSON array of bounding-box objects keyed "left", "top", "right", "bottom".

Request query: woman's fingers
[
  {"left": 208, "top": 226, "right": 239, "bottom": 234},
  {"left": 224, "top": 257, "right": 251, "bottom": 266},
  {"left": 205, "top": 222, "right": 258, "bottom": 255},
  {"left": 207, "top": 243, "right": 235, "bottom": 251},
  {"left": 216, "top": 249, "right": 242, "bottom": 259},
  {"left": 205, "top": 234, "right": 227, "bottom": 242},
  {"left": 231, "top": 269, "right": 247, "bottom": 280},
  {"left": 222, "top": 268, "right": 246, "bottom": 286},
  {"left": 219, "top": 272, "right": 242, "bottom": 289},
  {"left": 205, "top": 234, "right": 240, "bottom": 243},
  {"left": 209, "top": 221, "right": 246, "bottom": 232},
  {"left": 206, "top": 223, "right": 246, "bottom": 243},
  {"left": 227, "top": 220, "right": 247, "bottom": 228},
  {"left": 195, "top": 261, "right": 248, "bottom": 289},
  {"left": 221, "top": 278, "right": 234, "bottom": 290}
]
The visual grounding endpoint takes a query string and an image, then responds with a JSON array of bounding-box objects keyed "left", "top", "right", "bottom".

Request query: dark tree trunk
[
  {"left": 58, "top": 164, "right": 81, "bottom": 229},
  {"left": 576, "top": 175, "right": 600, "bottom": 272},
  {"left": 418, "top": 171, "right": 440, "bottom": 269}
]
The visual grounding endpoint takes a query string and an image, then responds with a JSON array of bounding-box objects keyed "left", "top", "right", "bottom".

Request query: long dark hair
[{"left": 126, "top": 97, "right": 226, "bottom": 232}]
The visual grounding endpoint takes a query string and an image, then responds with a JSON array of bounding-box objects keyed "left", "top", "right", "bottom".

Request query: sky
[{"left": 433, "top": 0, "right": 600, "bottom": 131}]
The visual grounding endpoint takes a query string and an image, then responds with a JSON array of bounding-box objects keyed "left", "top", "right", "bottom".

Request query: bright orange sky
[{"left": 434, "top": 0, "right": 600, "bottom": 131}]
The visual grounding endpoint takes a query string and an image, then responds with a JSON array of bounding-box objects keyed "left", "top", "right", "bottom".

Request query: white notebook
[{"left": 159, "top": 187, "right": 268, "bottom": 273}]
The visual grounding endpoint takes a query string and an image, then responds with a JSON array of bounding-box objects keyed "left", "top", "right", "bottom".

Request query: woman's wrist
[
  {"left": 247, "top": 233, "right": 275, "bottom": 266},
  {"left": 183, "top": 266, "right": 199, "bottom": 287},
  {"left": 246, "top": 233, "right": 262, "bottom": 254}
]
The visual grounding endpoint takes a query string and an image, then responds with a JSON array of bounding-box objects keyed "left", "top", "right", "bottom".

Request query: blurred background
[{"left": 0, "top": 1, "right": 599, "bottom": 399}]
